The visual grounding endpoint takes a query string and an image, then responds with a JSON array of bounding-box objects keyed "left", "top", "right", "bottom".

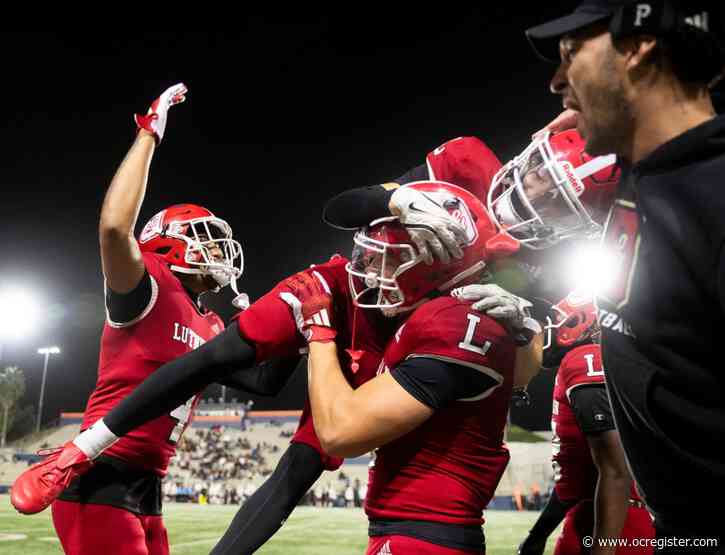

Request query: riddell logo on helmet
[
  {"left": 560, "top": 162, "right": 584, "bottom": 196},
  {"left": 449, "top": 205, "right": 478, "bottom": 245},
  {"left": 139, "top": 211, "right": 166, "bottom": 243}
]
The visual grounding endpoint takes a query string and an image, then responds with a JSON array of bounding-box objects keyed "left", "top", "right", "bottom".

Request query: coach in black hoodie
[{"left": 526, "top": 2, "right": 725, "bottom": 553}]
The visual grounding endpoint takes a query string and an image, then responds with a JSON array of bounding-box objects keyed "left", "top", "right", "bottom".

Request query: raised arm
[{"left": 100, "top": 83, "right": 187, "bottom": 293}]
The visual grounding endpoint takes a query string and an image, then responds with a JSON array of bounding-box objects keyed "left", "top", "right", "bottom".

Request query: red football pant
[
  {"left": 52, "top": 499, "right": 169, "bottom": 555},
  {"left": 618, "top": 504, "right": 655, "bottom": 555},
  {"left": 366, "top": 535, "right": 484, "bottom": 554},
  {"left": 554, "top": 499, "right": 655, "bottom": 554},
  {"left": 555, "top": 500, "right": 594, "bottom": 555}
]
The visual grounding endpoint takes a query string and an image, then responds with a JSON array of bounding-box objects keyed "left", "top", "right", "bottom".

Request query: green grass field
[{"left": 0, "top": 496, "right": 558, "bottom": 554}]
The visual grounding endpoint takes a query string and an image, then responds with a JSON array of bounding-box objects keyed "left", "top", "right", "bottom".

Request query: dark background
[{"left": 1, "top": 13, "right": 584, "bottom": 433}]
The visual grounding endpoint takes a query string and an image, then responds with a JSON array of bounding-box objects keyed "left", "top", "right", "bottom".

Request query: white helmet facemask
[
  {"left": 346, "top": 222, "right": 421, "bottom": 312},
  {"left": 166, "top": 216, "right": 244, "bottom": 295},
  {"left": 488, "top": 133, "right": 608, "bottom": 249}
]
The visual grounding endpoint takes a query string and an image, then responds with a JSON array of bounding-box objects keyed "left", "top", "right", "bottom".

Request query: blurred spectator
[
  {"left": 358, "top": 481, "right": 367, "bottom": 506},
  {"left": 353, "top": 479, "right": 361, "bottom": 508},
  {"left": 244, "top": 480, "right": 256, "bottom": 502},
  {"left": 345, "top": 484, "right": 354, "bottom": 508},
  {"left": 526, "top": 482, "right": 542, "bottom": 511},
  {"left": 239, "top": 400, "right": 254, "bottom": 431},
  {"left": 313, "top": 484, "right": 324, "bottom": 507},
  {"left": 327, "top": 482, "right": 339, "bottom": 508}
]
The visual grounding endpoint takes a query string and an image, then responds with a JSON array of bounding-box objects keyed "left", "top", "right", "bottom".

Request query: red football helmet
[
  {"left": 544, "top": 289, "right": 599, "bottom": 350},
  {"left": 487, "top": 130, "right": 620, "bottom": 249},
  {"left": 347, "top": 181, "right": 520, "bottom": 314},
  {"left": 138, "top": 204, "right": 243, "bottom": 295}
]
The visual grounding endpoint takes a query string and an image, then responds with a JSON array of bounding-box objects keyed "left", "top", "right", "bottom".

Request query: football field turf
[{"left": 0, "top": 497, "right": 558, "bottom": 554}]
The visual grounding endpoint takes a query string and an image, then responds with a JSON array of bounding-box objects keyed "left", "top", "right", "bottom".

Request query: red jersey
[
  {"left": 365, "top": 296, "right": 516, "bottom": 526},
  {"left": 235, "top": 255, "right": 396, "bottom": 469},
  {"left": 551, "top": 343, "right": 605, "bottom": 502},
  {"left": 425, "top": 137, "right": 502, "bottom": 202},
  {"left": 82, "top": 253, "right": 224, "bottom": 476}
]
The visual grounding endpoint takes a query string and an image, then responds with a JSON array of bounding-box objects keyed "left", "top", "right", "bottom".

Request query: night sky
[{"left": 1, "top": 13, "right": 580, "bottom": 433}]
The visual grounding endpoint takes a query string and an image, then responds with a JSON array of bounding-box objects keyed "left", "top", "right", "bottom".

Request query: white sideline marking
[
  {"left": 0, "top": 528, "right": 44, "bottom": 532},
  {"left": 0, "top": 533, "right": 27, "bottom": 541}
]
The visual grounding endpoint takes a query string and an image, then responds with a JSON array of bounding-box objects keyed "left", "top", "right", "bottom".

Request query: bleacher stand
[{"left": 5, "top": 404, "right": 553, "bottom": 509}]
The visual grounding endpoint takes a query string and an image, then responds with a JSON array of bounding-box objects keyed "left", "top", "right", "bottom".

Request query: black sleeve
[
  {"left": 390, "top": 356, "right": 499, "bottom": 410},
  {"left": 322, "top": 184, "right": 396, "bottom": 230},
  {"left": 321, "top": 164, "right": 430, "bottom": 230},
  {"left": 217, "top": 356, "right": 303, "bottom": 397},
  {"left": 105, "top": 270, "right": 154, "bottom": 325},
  {"left": 395, "top": 163, "right": 429, "bottom": 185},
  {"left": 519, "top": 488, "right": 574, "bottom": 554},
  {"left": 210, "top": 442, "right": 324, "bottom": 555},
  {"left": 569, "top": 384, "right": 615, "bottom": 435},
  {"left": 103, "top": 326, "right": 257, "bottom": 436}
]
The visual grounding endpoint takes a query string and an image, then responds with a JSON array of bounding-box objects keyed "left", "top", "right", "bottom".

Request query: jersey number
[
  {"left": 168, "top": 397, "right": 195, "bottom": 444},
  {"left": 584, "top": 353, "right": 604, "bottom": 377},
  {"left": 458, "top": 314, "right": 492, "bottom": 356}
]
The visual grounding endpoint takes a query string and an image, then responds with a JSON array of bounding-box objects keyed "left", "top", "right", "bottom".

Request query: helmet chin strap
[
  {"left": 346, "top": 305, "right": 364, "bottom": 374},
  {"left": 207, "top": 268, "right": 248, "bottom": 310}
]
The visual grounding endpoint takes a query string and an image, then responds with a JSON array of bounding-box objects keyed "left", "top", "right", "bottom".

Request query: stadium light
[
  {"left": 0, "top": 287, "right": 41, "bottom": 362},
  {"left": 36, "top": 345, "right": 61, "bottom": 433}
]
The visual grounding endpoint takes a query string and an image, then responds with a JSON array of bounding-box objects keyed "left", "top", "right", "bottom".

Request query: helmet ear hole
[{"left": 156, "top": 247, "right": 172, "bottom": 255}]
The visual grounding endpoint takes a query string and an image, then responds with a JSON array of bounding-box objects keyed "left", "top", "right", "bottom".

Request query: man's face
[
  {"left": 521, "top": 151, "right": 555, "bottom": 201},
  {"left": 348, "top": 236, "right": 408, "bottom": 315},
  {"left": 550, "top": 25, "right": 633, "bottom": 156},
  {"left": 518, "top": 151, "right": 571, "bottom": 220}
]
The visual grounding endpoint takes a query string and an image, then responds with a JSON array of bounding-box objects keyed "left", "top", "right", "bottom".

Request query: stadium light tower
[
  {"left": 0, "top": 288, "right": 41, "bottom": 363},
  {"left": 36, "top": 346, "right": 61, "bottom": 433}
]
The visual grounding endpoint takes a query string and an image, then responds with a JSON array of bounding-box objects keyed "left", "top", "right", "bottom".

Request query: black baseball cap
[{"left": 526, "top": 1, "right": 627, "bottom": 63}]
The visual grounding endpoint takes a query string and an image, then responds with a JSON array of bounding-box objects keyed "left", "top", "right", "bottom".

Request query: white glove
[
  {"left": 389, "top": 186, "right": 467, "bottom": 265},
  {"left": 452, "top": 283, "right": 542, "bottom": 338},
  {"left": 134, "top": 83, "right": 188, "bottom": 144}
]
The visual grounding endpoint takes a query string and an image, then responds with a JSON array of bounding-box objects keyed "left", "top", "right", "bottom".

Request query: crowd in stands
[
  {"left": 163, "top": 426, "right": 277, "bottom": 505},
  {"left": 161, "top": 423, "right": 370, "bottom": 508},
  {"left": 306, "top": 475, "right": 367, "bottom": 508}
]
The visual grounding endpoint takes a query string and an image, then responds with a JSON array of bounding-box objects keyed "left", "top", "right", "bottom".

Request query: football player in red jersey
[
  {"left": 324, "top": 130, "right": 618, "bottom": 255},
  {"left": 516, "top": 292, "right": 654, "bottom": 555},
  {"left": 13, "top": 83, "right": 245, "bottom": 555},
  {"left": 296, "top": 183, "right": 539, "bottom": 554},
  {"left": 11, "top": 182, "right": 542, "bottom": 555},
  {"left": 324, "top": 130, "right": 619, "bottom": 311}
]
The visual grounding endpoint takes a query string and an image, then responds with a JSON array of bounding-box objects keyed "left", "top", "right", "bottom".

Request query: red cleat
[{"left": 10, "top": 442, "right": 94, "bottom": 514}]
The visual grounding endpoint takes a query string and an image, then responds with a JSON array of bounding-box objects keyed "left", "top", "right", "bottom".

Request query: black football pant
[{"left": 518, "top": 489, "right": 572, "bottom": 555}]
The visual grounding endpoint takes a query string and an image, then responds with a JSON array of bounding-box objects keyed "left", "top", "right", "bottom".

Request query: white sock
[{"left": 72, "top": 419, "right": 119, "bottom": 459}]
